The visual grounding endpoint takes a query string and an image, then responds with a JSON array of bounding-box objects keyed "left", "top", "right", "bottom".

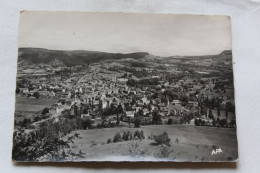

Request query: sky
[{"left": 19, "top": 11, "right": 232, "bottom": 56}]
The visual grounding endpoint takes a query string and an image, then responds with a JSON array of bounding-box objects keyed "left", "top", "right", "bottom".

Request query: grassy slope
[
  {"left": 62, "top": 125, "right": 238, "bottom": 162},
  {"left": 15, "top": 95, "right": 58, "bottom": 112}
]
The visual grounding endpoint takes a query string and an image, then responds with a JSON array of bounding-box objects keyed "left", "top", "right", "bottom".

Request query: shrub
[
  {"left": 122, "top": 131, "right": 132, "bottom": 141},
  {"left": 152, "top": 112, "right": 162, "bottom": 125},
  {"left": 154, "top": 131, "right": 171, "bottom": 146},
  {"left": 167, "top": 118, "right": 173, "bottom": 125},
  {"left": 113, "top": 132, "right": 122, "bottom": 143},
  {"left": 22, "top": 118, "right": 31, "bottom": 128},
  {"left": 42, "top": 114, "right": 50, "bottom": 119},
  {"left": 156, "top": 146, "right": 172, "bottom": 158},
  {"left": 132, "top": 130, "right": 145, "bottom": 140},
  {"left": 110, "top": 122, "right": 116, "bottom": 128},
  {"left": 83, "top": 119, "right": 92, "bottom": 129},
  {"left": 34, "top": 116, "right": 42, "bottom": 122},
  {"left": 102, "top": 123, "right": 109, "bottom": 128},
  {"left": 134, "top": 130, "right": 141, "bottom": 139},
  {"left": 134, "top": 118, "right": 141, "bottom": 128},
  {"left": 219, "top": 119, "right": 227, "bottom": 127},
  {"left": 173, "top": 119, "right": 179, "bottom": 124},
  {"left": 195, "top": 119, "right": 202, "bottom": 126},
  {"left": 122, "top": 131, "right": 128, "bottom": 141},
  {"left": 129, "top": 131, "right": 133, "bottom": 140},
  {"left": 140, "top": 130, "right": 145, "bottom": 139},
  {"left": 148, "top": 132, "right": 154, "bottom": 140},
  {"left": 97, "top": 124, "right": 102, "bottom": 129},
  {"left": 107, "top": 138, "right": 111, "bottom": 144},
  {"left": 42, "top": 107, "right": 49, "bottom": 115},
  {"left": 179, "top": 118, "right": 184, "bottom": 124},
  {"left": 33, "top": 92, "right": 40, "bottom": 98}
]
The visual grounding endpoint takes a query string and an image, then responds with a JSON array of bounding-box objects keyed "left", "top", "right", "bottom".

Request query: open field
[
  {"left": 15, "top": 95, "right": 58, "bottom": 112},
  {"left": 62, "top": 125, "right": 238, "bottom": 162}
]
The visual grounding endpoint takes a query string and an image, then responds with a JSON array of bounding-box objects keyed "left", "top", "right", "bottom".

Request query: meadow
[
  {"left": 62, "top": 125, "right": 238, "bottom": 162},
  {"left": 15, "top": 95, "right": 58, "bottom": 112}
]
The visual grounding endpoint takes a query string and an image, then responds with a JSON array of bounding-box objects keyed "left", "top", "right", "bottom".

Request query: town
[{"left": 13, "top": 48, "right": 237, "bottom": 162}]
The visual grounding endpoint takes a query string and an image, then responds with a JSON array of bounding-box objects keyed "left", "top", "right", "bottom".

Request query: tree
[
  {"left": 83, "top": 119, "right": 92, "bottom": 129},
  {"left": 117, "top": 104, "right": 123, "bottom": 114},
  {"left": 22, "top": 118, "right": 31, "bottom": 127},
  {"left": 167, "top": 118, "right": 173, "bottom": 125},
  {"left": 152, "top": 111, "right": 162, "bottom": 125},
  {"left": 208, "top": 109, "right": 213, "bottom": 119},
  {"left": 113, "top": 132, "right": 122, "bottom": 143},
  {"left": 217, "top": 108, "right": 221, "bottom": 119},
  {"left": 225, "top": 109, "right": 228, "bottom": 120},
  {"left": 134, "top": 118, "right": 141, "bottom": 128},
  {"left": 34, "top": 116, "right": 41, "bottom": 122},
  {"left": 131, "top": 98, "right": 137, "bottom": 106},
  {"left": 33, "top": 92, "right": 40, "bottom": 98},
  {"left": 154, "top": 132, "right": 171, "bottom": 146},
  {"left": 219, "top": 119, "right": 227, "bottom": 127},
  {"left": 42, "top": 107, "right": 49, "bottom": 115},
  {"left": 110, "top": 103, "right": 116, "bottom": 115},
  {"left": 126, "top": 79, "right": 136, "bottom": 87},
  {"left": 116, "top": 110, "right": 120, "bottom": 126}
]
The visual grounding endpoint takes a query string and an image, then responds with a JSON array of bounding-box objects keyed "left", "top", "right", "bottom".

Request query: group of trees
[
  {"left": 194, "top": 118, "right": 236, "bottom": 128},
  {"left": 110, "top": 130, "right": 145, "bottom": 143},
  {"left": 13, "top": 116, "right": 82, "bottom": 161}
]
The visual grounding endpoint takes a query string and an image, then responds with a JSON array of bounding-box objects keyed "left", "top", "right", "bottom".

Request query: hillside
[
  {"left": 18, "top": 47, "right": 232, "bottom": 67},
  {"left": 18, "top": 48, "right": 149, "bottom": 67}
]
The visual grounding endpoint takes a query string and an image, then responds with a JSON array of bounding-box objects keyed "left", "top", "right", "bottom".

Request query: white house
[{"left": 20, "top": 88, "right": 29, "bottom": 93}]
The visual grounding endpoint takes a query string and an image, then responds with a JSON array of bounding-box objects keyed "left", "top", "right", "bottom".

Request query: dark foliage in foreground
[{"left": 12, "top": 117, "right": 86, "bottom": 161}]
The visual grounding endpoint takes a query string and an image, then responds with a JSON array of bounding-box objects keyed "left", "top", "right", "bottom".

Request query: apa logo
[{"left": 211, "top": 148, "right": 223, "bottom": 155}]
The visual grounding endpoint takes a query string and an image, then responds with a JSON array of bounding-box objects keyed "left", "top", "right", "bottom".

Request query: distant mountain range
[{"left": 18, "top": 47, "right": 232, "bottom": 67}]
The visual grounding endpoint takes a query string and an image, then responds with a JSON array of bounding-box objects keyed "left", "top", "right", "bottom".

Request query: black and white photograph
[{"left": 12, "top": 11, "right": 238, "bottom": 162}]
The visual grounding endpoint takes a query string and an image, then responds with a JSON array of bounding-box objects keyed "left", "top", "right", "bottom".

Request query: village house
[
  {"left": 19, "top": 88, "right": 29, "bottom": 94},
  {"left": 38, "top": 90, "right": 50, "bottom": 96}
]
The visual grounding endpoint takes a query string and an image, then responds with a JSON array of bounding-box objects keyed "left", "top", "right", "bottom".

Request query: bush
[
  {"left": 134, "top": 130, "right": 145, "bottom": 140},
  {"left": 148, "top": 132, "right": 154, "bottom": 140},
  {"left": 219, "top": 119, "right": 227, "bottom": 127},
  {"left": 173, "top": 119, "right": 179, "bottom": 124},
  {"left": 154, "top": 132, "right": 171, "bottom": 146},
  {"left": 42, "top": 107, "right": 49, "bottom": 115},
  {"left": 167, "top": 118, "right": 173, "bottom": 125},
  {"left": 34, "top": 116, "right": 42, "bottom": 122},
  {"left": 110, "top": 122, "right": 116, "bottom": 128},
  {"left": 156, "top": 146, "right": 172, "bottom": 158},
  {"left": 140, "top": 130, "right": 145, "bottom": 139},
  {"left": 33, "top": 92, "right": 40, "bottom": 98},
  {"left": 22, "top": 118, "right": 31, "bottom": 127},
  {"left": 122, "top": 131, "right": 132, "bottom": 141},
  {"left": 83, "top": 119, "right": 92, "bottom": 129},
  {"left": 134, "top": 130, "right": 140, "bottom": 139},
  {"left": 42, "top": 114, "right": 50, "bottom": 119},
  {"left": 97, "top": 124, "right": 102, "bottom": 129},
  {"left": 134, "top": 118, "right": 141, "bottom": 128},
  {"left": 113, "top": 132, "right": 122, "bottom": 143},
  {"left": 107, "top": 138, "right": 111, "bottom": 144},
  {"left": 195, "top": 119, "right": 202, "bottom": 126}
]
